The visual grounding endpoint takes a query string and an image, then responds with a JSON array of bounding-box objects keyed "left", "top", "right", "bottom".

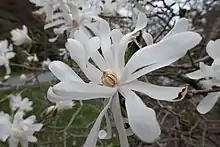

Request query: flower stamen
[{"left": 101, "top": 69, "right": 118, "bottom": 87}]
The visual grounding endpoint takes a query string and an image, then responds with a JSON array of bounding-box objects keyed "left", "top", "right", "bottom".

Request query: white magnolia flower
[
  {"left": 0, "top": 111, "right": 42, "bottom": 147},
  {"left": 30, "top": 0, "right": 59, "bottom": 21},
  {"left": 45, "top": 1, "right": 100, "bottom": 41},
  {"left": 9, "top": 94, "right": 33, "bottom": 112},
  {"left": 9, "top": 111, "right": 43, "bottom": 147},
  {"left": 187, "top": 39, "right": 220, "bottom": 114},
  {"left": 47, "top": 13, "right": 201, "bottom": 146},
  {"left": 0, "top": 112, "right": 11, "bottom": 142},
  {"left": 101, "top": 0, "right": 127, "bottom": 15},
  {"left": 27, "top": 53, "right": 39, "bottom": 62},
  {"left": 41, "top": 58, "right": 51, "bottom": 68},
  {"left": 0, "top": 40, "right": 15, "bottom": 75},
  {"left": 11, "top": 25, "right": 32, "bottom": 46}
]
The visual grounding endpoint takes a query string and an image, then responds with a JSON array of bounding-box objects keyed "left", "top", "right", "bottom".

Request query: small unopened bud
[
  {"left": 33, "top": 54, "right": 39, "bottom": 62},
  {"left": 3, "top": 75, "right": 10, "bottom": 81},
  {"left": 20, "top": 74, "right": 27, "bottom": 82},
  {"left": 46, "top": 106, "right": 57, "bottom": 115}
]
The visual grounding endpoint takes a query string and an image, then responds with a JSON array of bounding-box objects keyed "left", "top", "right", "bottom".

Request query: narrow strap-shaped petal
[
  {"left": 197, "top": 92, "right": 220, "bottom": 114},
  {"left": 81, "top": 62, "right": 102, "bottom": 84},
  {"left": 49, "top": 61, "right": 83, "bottom": 82},
  {"left": 119, "top": 87, "right": 161, "bottom": 143},
  {"left": 121, "top": 32, "right": 201, "bottom": 83},
  {"left": 142, "top": 30, "right": 153, "bottom": 45},
  {"left": 163, "top": 18, "right": 189, "bottom": 39},
  {"left": 65, "top": 39, "right": 87, "bottom": 68},
  {"left": 122, "top": 57, "right": 180, "bottom": 83},
  {"left": 84, "top": 97, "right": 113, "bottom": 147},
  {"left": 99, "top": 19, "right": 114, "bottom": 68},
  {"left": 122, "top": 80, "right": 187, "bottom": 102},
  {"left": 187, "top": 70, "right": 206, "bottom": 80},
  {"left": 44, "top": 20, "right": 65, "bottom": 30},
  {"left": 111, "top": 93, "right": 129, "bottom": 147},
  {"left": 116, "top": 12, "right": 147, "bottom": 74},
  {"left": 52, "top": 81, "right": 117, "bottom": 100}
]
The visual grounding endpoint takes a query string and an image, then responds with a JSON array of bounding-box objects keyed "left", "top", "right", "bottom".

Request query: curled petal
[
  {"left": 123, "top": 80, "right": 187, "bottom": 101},
  {"left": 84, "top": 97, "right": 113, "bottom": 147},
  {"left": 119, "top": 88, "right": 161, "bottom": 143}
]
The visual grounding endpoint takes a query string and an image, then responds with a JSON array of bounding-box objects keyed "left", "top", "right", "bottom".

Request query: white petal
[
  {"left": 49, "top": 61, "right": 83, "bottom": 82},
  {"left": 27, "top": 135, "right": 37, "bottom": 142},
  {"left": 124, "top": 57, "right": 181, "bottom": 83},
  {"left": 206, "top": 39, "right": 220, "bottom": 60},
  {"left": 88, "top": 37, "right": 101, "bottom": 56},
  {"left": 200, "top": 62, "right": 218, "bottom": 77},
  {"left": 187, "top": 70, "right": 206, "bottom": 79},
  {"left": 110, "top": 29, "right": 123, "bottom": 47},
  {"left": 111, "top": 93, "right": 129, "bottom": 147},
  {"left": 119, "top": 88, "right": 161, "bottom": 143},
  {"left": 8, "top": 137, "right": 19, "bottom": 147},
  {"left": 99, "top": 19, "right": 114, "bottom": 68},
  {"left": 81, "top": 63, "right": 102, "bottom": 84},
  {"left": 163, "top": 18, "right": 189, "bottom": 39},
  {"left": 123, "top": 80, "right": 187, "bottom": 101},
  {"left": 121, "top": 32, "right": 202, "bottom": 83},
  {"left": 90, "top": 51, "right": 108, "bottom": 71},
  {"left": 44, "top": 20, "right": 65, "bottom": 30},
  {"left": 20, "top": 140, "right": 29, "bottom": 147},
  {"left": 84, "top": 97, "right": 112, "bottom": 147},
  {"left": 142, "top": 30, "right": 153, "bottom": 45},
  {"left": 197, "top": 93, "right": 220, "bottom": 114},
  {"left": 116, "top": 12, "right": 147, "bottom": 74},
  {"left": 52, "top": 81, "right": 117, "bottom": 100},
  {"left": 47, "top": 87, "right": 74, "bottom": 102},
  {"left": 134, "top": 12, "right": 148, "bottom": 32},
  {"left": 65, "top": 39, "right": 86, "bottom": 68}
]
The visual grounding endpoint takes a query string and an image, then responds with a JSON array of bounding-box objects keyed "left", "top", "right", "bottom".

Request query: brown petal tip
[{"left": 173, "top": 86, "right": 188, "bottom": 100}]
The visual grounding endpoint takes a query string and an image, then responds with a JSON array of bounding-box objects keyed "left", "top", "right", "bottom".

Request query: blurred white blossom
[
  {"left": 9, "top": 94, "right": 33, "bottom": 112},
  {"left": 0, "top": 111, "right": 42, "bottom": 147},
  {"left": 0, "top": 112, "right": 11, "bottom": 142},
  {"left": 11, "top": 25, "right": 32, "bottom": 46},
  {"left": 41, "top": 58, "right": 51, "bottom": 68},
  {"left": 27, "top": 53, "right": 39, "bottom": 62},
  {"left": 187, "top": 39, "right": 220, "bottom": 114},
  {"left": 0, "top": 40, "right": 15, "bottom": 75},
  {"left": 9, "top": 111, "right": 43, "bottom": 147}
]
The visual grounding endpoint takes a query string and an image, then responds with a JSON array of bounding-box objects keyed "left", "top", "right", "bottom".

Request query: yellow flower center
[{"left": 101, "top": 69, "right": 118, "bottom": 87}]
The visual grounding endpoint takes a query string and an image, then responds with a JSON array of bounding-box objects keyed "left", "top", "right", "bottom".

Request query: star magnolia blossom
[
  {"left": 0, "top": 111, "right": 43, "bottom": 147},
  {"left": 30, "top": 0, "right": 59, "bottom": 21},
  {"left": 45, "top": 1, "right": 100, "bottom": 41},
  {"left": 101, "top": 0, "right": 127, "bottom": 15},
  {"left": 187, "top": 39, "right": 220, "bottom": 114},
  {"left": 9, "top": 94, "right": 33, "bottom": 112},
  {"left": 10, "top": 25, "right": 32, "bottom": 46},
  {"left": 0, "top": 40, "right": 15, "bottom": 75},
  {"left": 47, "top": 13, "right": 201, "bottom": 146}
]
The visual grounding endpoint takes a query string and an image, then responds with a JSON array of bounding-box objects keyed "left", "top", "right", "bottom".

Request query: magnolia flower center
[
  {"left": 72, "top": 20, "right": 80, "bottom": 28},
  {"left": 101, "top": 69, "right": 118, "bottom": 87}
]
